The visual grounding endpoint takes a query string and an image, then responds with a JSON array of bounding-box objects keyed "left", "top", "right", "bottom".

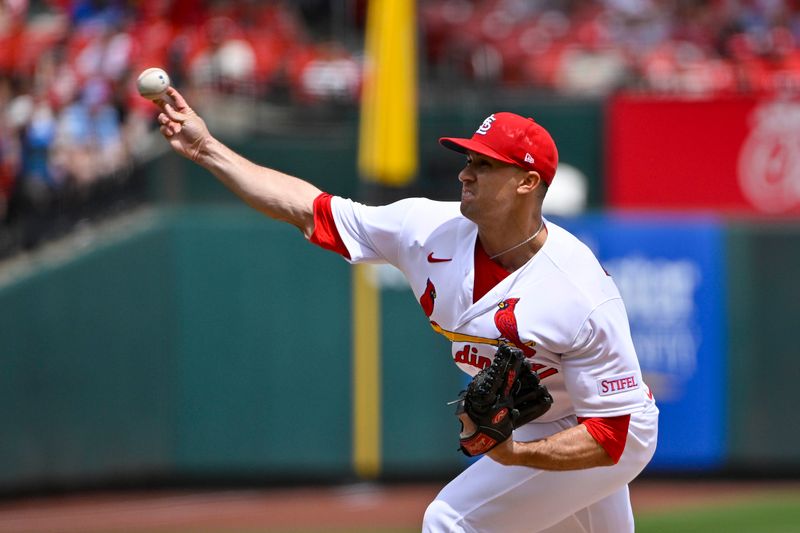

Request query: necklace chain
[{"left": 488, "top": 219, "right": 545, "bottom": 260}]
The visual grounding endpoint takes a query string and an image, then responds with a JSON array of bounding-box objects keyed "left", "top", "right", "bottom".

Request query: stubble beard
[{"left": 460, "top": 198, "right": 477, "bottom": 223}]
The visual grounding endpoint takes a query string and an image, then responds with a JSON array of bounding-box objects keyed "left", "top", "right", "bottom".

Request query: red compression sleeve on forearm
[
  {"left": 309, "top": 193, "right": 350, "bottom": 259},
  {"left": 577, "top": 414, "right": 631, "bottom": 464}
]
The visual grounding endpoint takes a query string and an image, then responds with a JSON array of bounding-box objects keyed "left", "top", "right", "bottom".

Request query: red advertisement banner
[{"left": 607, "top": 94, "right": 800, "bottom": 215}]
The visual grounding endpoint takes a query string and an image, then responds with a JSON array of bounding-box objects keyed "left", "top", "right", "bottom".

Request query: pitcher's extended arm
[{"left": 157, "top": 88, "right": 321, "bottom": 237}]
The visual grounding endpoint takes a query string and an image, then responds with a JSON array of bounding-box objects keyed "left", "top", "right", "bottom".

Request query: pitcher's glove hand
[
  {"left": 455, "top": 345, "right": 553, "bottom": 457},
  {"left": 510, "top": 351, "right": 554, "bottom": 428}
]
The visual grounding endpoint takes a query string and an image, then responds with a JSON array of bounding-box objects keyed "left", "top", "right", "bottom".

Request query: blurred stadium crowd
[
  {"left": 425, "top": 0, "right": 800, "bottom": 95},
  {"left": 0, "top": 0, "right": 360, "bottom": 255},
  {"left": 3, "top": 0, "right": 800, "bottom": 256}
]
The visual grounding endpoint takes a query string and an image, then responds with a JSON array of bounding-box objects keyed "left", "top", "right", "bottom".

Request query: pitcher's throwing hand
[{"left": 156, "top": 88, "right": 211, "bottom": 163}]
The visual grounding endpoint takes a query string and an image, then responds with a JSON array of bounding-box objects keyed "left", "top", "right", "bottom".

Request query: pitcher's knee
[{"left": 422, "top": 498, "right": 463, "bottom": 532}]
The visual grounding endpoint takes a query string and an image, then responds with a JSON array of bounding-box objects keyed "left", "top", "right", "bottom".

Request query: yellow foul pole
[
  {"left": 358, "top": 0, "right": 418, "bottom": 185},
  {"left": 353, "top": 0, "right": 418, "bottom": 479}
]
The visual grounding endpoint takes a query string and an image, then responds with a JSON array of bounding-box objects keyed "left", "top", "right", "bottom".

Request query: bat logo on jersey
[
  {"left": 430, "top": 322, "right": 514, "bottom": 348},
  {"left": 419, "top": 278, "right": 437, "bottom": 317},
  {"left": 428, "top": 297, "right": 559, "bottom": 379},
  {"left": 494, "top": 298, "right": 537, "bottom": 357}
]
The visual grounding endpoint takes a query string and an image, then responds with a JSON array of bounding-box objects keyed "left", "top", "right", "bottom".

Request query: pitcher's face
[{"left": 459, "top": 151, "right": 527, "bottom": 224}]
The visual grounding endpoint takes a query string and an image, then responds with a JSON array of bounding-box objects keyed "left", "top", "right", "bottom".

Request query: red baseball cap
[{"left": 439, "top": 112, "right": 559, "bottom": 185}]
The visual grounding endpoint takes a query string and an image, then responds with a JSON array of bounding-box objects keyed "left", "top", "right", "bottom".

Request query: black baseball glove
[
  {"left": 510, "top": 351, "right": 554, "bottom": 428},
  {"left": 455, "top": 344, "right": 553, "bottom": 457}
]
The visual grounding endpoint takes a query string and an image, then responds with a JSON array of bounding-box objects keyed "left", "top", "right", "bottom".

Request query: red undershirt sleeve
[
  {"left": 308, "top": 192, "right": 350, "bottom": 259},
  {"left": 577, "top": 414, "right": 631, "bottom": 464}
]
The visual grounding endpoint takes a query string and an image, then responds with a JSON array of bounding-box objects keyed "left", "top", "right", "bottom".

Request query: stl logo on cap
[
  {"left": 439, "top": 112, "right": 559, "bottom": 185},
  {"left": 476, "top": 114, "right": 497, "bottom": 136}
]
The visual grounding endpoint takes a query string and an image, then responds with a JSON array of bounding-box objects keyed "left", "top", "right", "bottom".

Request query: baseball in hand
[{"left": 136, "top": 67, "right": 171, "bottom": 100}]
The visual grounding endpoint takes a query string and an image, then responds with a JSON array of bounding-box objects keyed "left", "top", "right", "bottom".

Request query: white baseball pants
[{"left": 422, "top": 403, "right": 659, "bottom": 532}]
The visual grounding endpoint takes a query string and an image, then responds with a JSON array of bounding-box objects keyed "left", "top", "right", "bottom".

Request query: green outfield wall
[
  {"left": 0, "top": 207, "right": 467, "bottom": 490},
  {"left": 3, "top": 208, "right": 800, "bottom": 490},
  {"left": 0, "top": 217, "right": 178, "bottom": 488},
  {"left": 377, "top": 267, "right": 462, "bottom": 474},
  {"left": 168, "top": 208, "right": 354, "bottom": 477},
  {"left": 726, "top": 222, "right": 800, "bottom": 470}
]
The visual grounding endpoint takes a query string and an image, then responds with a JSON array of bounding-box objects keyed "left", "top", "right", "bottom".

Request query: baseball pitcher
[{"left": 155, "top": 88, "right": 658, "bottom": 533}]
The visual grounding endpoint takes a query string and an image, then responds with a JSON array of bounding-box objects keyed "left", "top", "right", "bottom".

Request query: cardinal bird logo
[
  {"left": 419, "top": 278, "right": 437, "bottom": 317},
  {"left": 494, "top": 298, "right": 537, "bottom": 357}
]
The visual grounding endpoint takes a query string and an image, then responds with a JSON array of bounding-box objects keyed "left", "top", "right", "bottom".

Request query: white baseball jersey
[
  {"left": 319, "top": 195, "right": 659, "bottom": 532},
  {"left": 328, "top": 196, "right": 654, "bottom": 422}
]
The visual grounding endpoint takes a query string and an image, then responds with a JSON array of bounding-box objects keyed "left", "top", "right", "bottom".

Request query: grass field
[{"left": 636, "top": 492, "right": 800, "bottom": 533}]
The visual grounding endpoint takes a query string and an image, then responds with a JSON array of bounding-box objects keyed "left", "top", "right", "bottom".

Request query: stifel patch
[{"left": 597, "top": 372, "right": 640, "bottom": 396}]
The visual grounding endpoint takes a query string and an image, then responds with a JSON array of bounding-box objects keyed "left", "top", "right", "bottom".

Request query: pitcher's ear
[{"left": 517, "top": 170, "right": 543, "bottom": 194}]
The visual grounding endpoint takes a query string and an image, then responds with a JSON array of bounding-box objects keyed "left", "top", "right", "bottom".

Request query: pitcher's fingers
[
  {"left": 162, "top": 103, "right": 186, "bottom": 123},
  {"left": 166, "top": 87, "right": 190, "bottom": 112},
  {"left": 160, "top": 125, "right": 173, "bottom": 137}
]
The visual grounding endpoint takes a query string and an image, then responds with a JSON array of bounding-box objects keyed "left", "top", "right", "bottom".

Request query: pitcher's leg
[
  {"left": 422, "top": 456, "right": 546, "bottom": 533},
  {"left": 424, "top": 457, "right": 640, "bottom": 532},
  {"left": 423, "top": 408, "right": 656, "bottom": 533},
  {"left": 539, "top": 485, "right": 633, "bottom": 533}
]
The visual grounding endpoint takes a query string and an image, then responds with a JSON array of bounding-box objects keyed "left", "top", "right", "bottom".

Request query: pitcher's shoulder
[
  {"left": 541, "top": 222, "right": 620, "bottom": 299},
  {"left": 400, "top": 198, "right": 469, "bottom": 232}
]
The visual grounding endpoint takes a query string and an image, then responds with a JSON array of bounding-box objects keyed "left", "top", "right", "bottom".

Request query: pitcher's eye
[{"left": 466, "top": 157, "right": 490, "bottom": 168}]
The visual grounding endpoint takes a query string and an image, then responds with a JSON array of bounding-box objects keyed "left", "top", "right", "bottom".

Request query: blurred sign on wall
[
  {"left": 608, "top": 94, "right": 800, "bottom": 215},
  {"left": 556, "top": 214, "right": 727, "bottom": 470}
]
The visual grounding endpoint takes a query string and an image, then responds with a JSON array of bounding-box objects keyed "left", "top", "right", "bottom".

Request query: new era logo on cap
[{"left": 439, "top": 112, "right": 558, "bottom": 185}]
